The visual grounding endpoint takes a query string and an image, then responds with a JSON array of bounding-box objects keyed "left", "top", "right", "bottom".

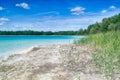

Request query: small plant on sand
[
  {"left": 59, "top": 45, "right": 80, "bottom": 70},
  {"left": 76, "top": 75, "right": 81, "bottom": 80}
]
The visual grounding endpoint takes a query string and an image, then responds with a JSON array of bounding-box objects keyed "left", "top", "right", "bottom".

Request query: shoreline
[
  {"left": 0, "top": 35, "right": 82, "bottom": 56},
  {"left": 0, "top": 44, "right": 106, "bottom": 80},
  {"left": 0, "top": 35, "right": 84, "bottom": 37},
  {"left": 0, "top": 44, "right": 72, "bottom": 61}
]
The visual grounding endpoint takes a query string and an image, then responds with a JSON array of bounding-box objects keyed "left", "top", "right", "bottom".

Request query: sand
[{"left": 0, "top": 44, "right": 106, "bottom": 80}]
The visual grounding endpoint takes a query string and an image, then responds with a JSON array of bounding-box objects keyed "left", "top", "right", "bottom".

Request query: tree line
[
  {"left": 0, "top": 13, "right": 120, "bottom": 35},
  {"left": 0, "top": 31, "right": 79, "bottom": 35},
  {"left": 85, "top": 13, "right": 120, "bottom": 34}
]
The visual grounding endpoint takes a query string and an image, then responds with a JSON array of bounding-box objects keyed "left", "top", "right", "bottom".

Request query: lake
[{"left": 0, "top": 35, "right": 83, "bottom": 56}]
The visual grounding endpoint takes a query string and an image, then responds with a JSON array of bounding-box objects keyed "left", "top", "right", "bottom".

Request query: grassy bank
[{"left": 75, "top": 31, "right": 120, "bottom": 80}]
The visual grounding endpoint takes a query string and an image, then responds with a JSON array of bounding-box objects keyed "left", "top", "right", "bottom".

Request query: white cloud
[
  {"left": 0, "top": 18, "right": 9, "bottom": 21},
  {"left": 110, "top": 5, "right": 116, "bottom": 9},
  {"left": 0, "top": 18, "right": 9, "bottom": 26},
  {"left": 101, "top": 5, "right": 117, "bottom": 14},
  {"left": 1, "top": 8, "right": 120, "bottom": 31},
  {"left": 70, "top": 6, "right": 86, "bottom": 15},
  {"left": 101, "top": 10, "right": 107, "bottom": 14},
  {"left": 8, "top": 16, "right": 103, "bottom": 31},
  {"left": 16, "top": 2, "right": 30, "bottom": 9},
  {"left": 0, "top": 6, "right": 4, "bottom": 11},
  {"left": 0, "top": 22, "right": 6, "bottom": 26}
]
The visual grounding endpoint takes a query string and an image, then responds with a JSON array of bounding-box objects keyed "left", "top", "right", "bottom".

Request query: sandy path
[{"left": 0, "top": 44, "right": 106, "bottom": 80}]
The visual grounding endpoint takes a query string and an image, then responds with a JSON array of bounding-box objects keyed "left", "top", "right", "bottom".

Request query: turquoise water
[{"left": 0, "top": 36, "right": 83, "bottom": 56}]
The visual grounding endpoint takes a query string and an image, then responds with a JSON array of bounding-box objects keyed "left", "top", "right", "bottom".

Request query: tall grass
[{"left": 75, "top": 31, "right": 120, "bottom": 80}]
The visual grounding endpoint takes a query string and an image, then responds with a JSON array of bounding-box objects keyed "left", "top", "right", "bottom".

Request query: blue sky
[{"left": 0, "top": 0, "right": 120, "bottom": 31}]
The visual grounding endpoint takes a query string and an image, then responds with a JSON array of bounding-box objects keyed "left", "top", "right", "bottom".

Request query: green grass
[{"left": 75, "top": 31, "right": 120, "bottom": 80}]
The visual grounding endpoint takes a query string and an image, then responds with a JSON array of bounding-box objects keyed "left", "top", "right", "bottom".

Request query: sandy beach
[{"left": 0, "top": 44, "right": 106, "bottom": 80}]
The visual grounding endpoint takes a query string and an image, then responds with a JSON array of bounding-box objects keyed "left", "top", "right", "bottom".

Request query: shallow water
[{"left": 0, "top": 35, "right": 83, "bottom": 56}]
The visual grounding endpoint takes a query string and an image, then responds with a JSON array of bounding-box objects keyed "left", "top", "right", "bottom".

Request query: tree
[
  {"left": 77, "top": 29, "right": 84, "bottom": 35},
  {"left": 108, "top": 23, "right": 116, "bottom": 31},
  {"left": 115, "top": 22, "right": 120, "bottom": 31}
]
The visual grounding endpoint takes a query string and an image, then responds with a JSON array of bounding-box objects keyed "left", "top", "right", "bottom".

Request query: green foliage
[
  {"left": 76, "top": 31, "right": 120, "bottom": 80},
  {"left": 108, "top": 23, "right": 116, "bottom": 31},
  {"left": 74, "top": 13, "right": 120, "bottom": 80},
  {"left": 87, "top": 13, "right": 120, "bottom": 34},
  {"left": 0, "top": 30, "right": 79, "bottom": 35}
]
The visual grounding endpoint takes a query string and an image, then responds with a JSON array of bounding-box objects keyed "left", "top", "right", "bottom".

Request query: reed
[{"left": 75, "top": 31, "right": 120, "bottom": 80}]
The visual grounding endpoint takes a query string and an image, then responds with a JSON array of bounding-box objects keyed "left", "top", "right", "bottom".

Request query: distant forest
[
  {"left": 86, "top": 13, "right": 120, "bottom": 34},
  {"left": 0, "top": 13, "right": 120, "bottom": 35},
  {"left": 0, "top": 31, "right": 79, "bottom": 35}
]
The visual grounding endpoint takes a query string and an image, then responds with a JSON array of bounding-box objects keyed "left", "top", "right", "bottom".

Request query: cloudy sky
[{"left": 0, "top": 0, "right": 120, "bottom": 31}]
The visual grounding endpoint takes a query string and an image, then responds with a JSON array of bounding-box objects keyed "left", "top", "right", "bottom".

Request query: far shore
[{"left": 0, "top": 35, "right": 84, "bottom": 36}]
